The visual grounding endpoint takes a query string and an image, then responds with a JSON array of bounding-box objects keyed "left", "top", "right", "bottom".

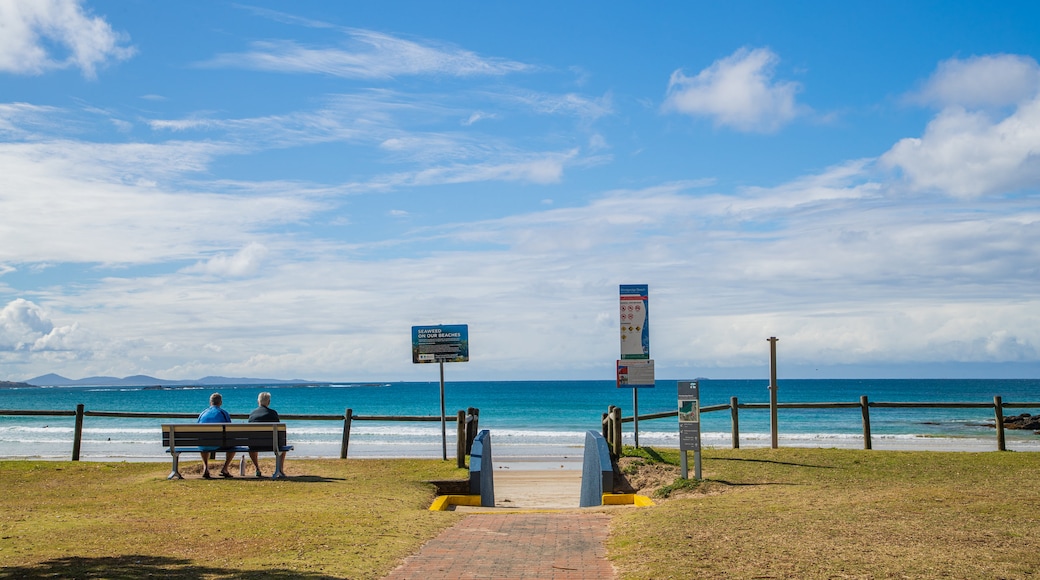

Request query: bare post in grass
[
  {"left": 340, "top": 408, "right": 353, "bottom": 459},
  {"left": 72, "top": 404, "right": 84, "bottom": 461},
  {"left": 730, "top": 396, "right": 740, "bottom": 449},
  {"left": 861, "top": 395, "right": 872, "bottom": 450},
  {"left": 768, "top": 337, "right": 779, "bottom": 449},
  {"left": 994, "top": 396, "right": 1006, "bottom": 451}
]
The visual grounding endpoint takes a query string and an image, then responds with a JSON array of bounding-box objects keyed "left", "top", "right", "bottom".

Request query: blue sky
[{"left": 2, "top": 1, "right": 1040, "bottom": 382}]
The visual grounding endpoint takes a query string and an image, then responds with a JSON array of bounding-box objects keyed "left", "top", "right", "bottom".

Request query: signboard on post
[
  {"left": 411, "top": 324, "right": 469, "bottom": 461},
  {"left": 678, "top": 380, "right": 702, "bottom": 479},
  {"left": 619, "top": 284, "right": 649, "bottom": 360},
  {"left": 617, "top": 359, "right": 655, "bottom": 388},
  {"left": 412, "top": 325, "right": 469, "bottom": 364}
]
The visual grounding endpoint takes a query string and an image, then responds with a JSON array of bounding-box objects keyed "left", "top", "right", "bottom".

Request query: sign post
[
  {"left": 678, "top": 380, "right": 702, "bottom": 480},
  {"left": 412, "top": 324, "right": 469, "bottom": 460},
  {"left": 619, "top": 284, "right": 651, "bottom": 447}
]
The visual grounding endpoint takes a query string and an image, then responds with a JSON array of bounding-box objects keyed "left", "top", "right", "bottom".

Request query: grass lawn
[
  {"left": 3, "top": 449, "right": 1039, "bottom": 579},
  {"left": 610, "top": 447, "right": 1040, "bottom": 579},
  {"left": 0, "top": 458, "right": 467, "bottom": 579}
]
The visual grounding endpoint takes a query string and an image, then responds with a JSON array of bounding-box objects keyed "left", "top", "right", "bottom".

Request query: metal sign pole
[
  {"left": 633, "top": 388, "right": 640, "bottom": 448},
  {"left": 439, "top": 361, "right": 447, "bottom": 461}
]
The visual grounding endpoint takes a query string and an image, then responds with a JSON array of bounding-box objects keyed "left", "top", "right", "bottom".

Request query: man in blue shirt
[{"left": 197, "top": 392, "right": 235, "bottom": 478}]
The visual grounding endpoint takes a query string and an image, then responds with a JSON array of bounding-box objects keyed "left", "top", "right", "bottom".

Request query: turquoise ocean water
[{"left": 2, "top": 379, "right": 1039, "bottom": 460}]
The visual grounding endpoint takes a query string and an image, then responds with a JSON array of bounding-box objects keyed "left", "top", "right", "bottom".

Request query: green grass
[
  {"left": 610, "top": 447, "right": 1040, "bottom": 579},
  {"left": 0, "top": 458, "right": 467, "bottom": 579},
  {"left": 4, "top": 449, "right": 1040, "bottom": 579}
]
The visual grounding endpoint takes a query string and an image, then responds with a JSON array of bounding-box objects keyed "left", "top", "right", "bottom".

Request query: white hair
[{"left": 258, "top": 392, "right": 271, "bottom": 406}]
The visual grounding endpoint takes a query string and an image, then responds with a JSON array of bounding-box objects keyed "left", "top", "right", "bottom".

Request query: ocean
[{"left": 2, "top": 379, "right": 1039, "bottom": 461}]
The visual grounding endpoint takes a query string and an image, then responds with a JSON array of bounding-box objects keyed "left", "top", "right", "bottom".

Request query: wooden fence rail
[
  {"left": 618, "top": 396, "right": 1040, "bottom": 451},
  {"left": 0, "top": 405, "right": 479, "bottom": 463}
]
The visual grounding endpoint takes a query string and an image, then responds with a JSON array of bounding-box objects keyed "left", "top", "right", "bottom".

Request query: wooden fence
[
  {"left": 617, "top": 396, "right": 1040, "bottom": 451},
  {"left": 0, "top": 405, "right": 480, "bottom": 465}
]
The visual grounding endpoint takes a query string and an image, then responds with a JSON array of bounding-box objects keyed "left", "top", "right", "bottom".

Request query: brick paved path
[{"left": 384, "top": 513, "right": 615, "bottom": 579}]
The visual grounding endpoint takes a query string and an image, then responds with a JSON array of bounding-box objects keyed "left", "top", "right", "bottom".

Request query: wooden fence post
[
  {"left": 340, "top": 408, "right": 353, "bottom": 459},
  {"left": 72, "top": 404, "right": 84, "bottom": 461},
  {"left": 456, "top": 410, "right": 467, "bottom": 468},
  {"left": 607, "top": 407, "right": 615, "bottom": 461},
  {"left": 861, "top": 395, "right": 872, "bottom": 450},
  {"left": 994, "top": 396, "right": 1006, "bottom": 451},
  {"left": 466, "top": 407, "right": 479, "bottom": 454},
  {"left": 730, "top": 396, "right": 740, "bottom": 449}
]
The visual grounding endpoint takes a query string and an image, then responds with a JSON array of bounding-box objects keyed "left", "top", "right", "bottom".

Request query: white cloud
[
  {"left": 882, "top": 54, "right": 1040, "bottom": 197},
  {"left": 203, "top": 29, "right": 533, "bottom": 79},
  {"left": 0, "top": 298, "right": 80, "bottom": 352},
  {"left": 0, "top": 139, "right": 320, "bottom": 265},
  {"left": 0, "top": 0, "right": 134, "bottom": 78},
  {"left": 663, "top": 47, "right": 802, "bottom": 132},
  {"left": 184, "top": 243, "right": 270, "bottom": 278},
  {"left": 911, "top": 54, "right": 1040, "bottom": 108}
]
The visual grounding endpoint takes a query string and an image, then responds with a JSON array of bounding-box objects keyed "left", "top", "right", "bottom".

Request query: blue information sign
[{"left": 412, "top": 325, "right": 469, "bottom": 364}]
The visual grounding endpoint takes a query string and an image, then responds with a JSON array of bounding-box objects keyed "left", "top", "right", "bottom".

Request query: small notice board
[{"left": 412, "top": 325, "right": 469, "bottom": 364}]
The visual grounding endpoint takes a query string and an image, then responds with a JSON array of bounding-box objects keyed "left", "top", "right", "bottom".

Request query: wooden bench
[{"left": 162, "top": 423, "right": 293, "bottom": 480}]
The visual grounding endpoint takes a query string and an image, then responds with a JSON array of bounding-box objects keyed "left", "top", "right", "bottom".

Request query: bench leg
[
  {"left": 167, "top": 452, "right": 183, "bottom": 480},
  {"left": 272, "top": 452, "right": 287, "bottom": 479}
]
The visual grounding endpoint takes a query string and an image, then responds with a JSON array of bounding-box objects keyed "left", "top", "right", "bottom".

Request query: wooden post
[
  {"left": 994, "top": 396, "right": 1006, "bottom": 452},
  {"left": 861, "top": 395, "right": 872, "bottom": 450},
  {"left": 730, "top": 396, "right": 740, "bottom": 449},
  {"left": 456, "top": 410, "right": 467, "bottom": 468},
  {"left": 72, "top": 404, "right": 84, "bottom": 461},
  {"left": 602, "top": 411, "right": 609, "bottom": 442},
  {"left": 767, "top": 337, "right": 779, "bottom": 449},
  {"left": 340, "top": 408, "right": 353, "bottom": 459},
  {"left": 465, "top": 407, "right": 479, "bottom": 455},
  {"left": 607, "top": 407, "right": 615, "bottom": 461}
]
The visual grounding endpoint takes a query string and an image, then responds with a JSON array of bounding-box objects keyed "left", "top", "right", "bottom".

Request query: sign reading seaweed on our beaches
[{"left": 412, "top": 325, "right": 469, "bottom": 364}]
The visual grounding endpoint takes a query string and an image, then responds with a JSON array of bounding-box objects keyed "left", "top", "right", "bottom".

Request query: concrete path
[{"left": 384, "top": 512, "right": 615, "bottom": 579}]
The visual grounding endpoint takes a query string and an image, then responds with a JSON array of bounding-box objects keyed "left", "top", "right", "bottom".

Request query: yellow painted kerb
[
  {"left": 602, "top": 493, "right": 655, "bottom": 507},
  {"left": 429, "top": 495, "right": 483, "bottom": 511}
]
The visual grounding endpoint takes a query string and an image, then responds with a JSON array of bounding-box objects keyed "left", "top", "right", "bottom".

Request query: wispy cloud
[
  {"left": 663, "top": 47, "right": 803, "bottom": 132},
  {"left": 202, "top": 29, "right": 534, "bottom": 79},
  {"left": 0, "top": 0, "right": 134, "bottom": 78}
]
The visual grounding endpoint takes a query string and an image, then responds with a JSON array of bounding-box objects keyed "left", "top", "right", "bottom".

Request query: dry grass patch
[
  {"left": 609, "top": 447, "right": 1040, "bottom": 579},
  {"left": 0, "top": 458, "right": 467, "bottom": 579}
]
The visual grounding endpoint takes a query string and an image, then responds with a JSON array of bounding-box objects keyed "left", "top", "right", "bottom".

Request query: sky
[{"left": 2, "top": 1, "right": 1040, "bottom": 383}]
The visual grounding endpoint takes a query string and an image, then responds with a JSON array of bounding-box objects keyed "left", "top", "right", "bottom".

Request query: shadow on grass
[
  {"left": 708, "top": 478, "right": 806, "bottom": 487},
  {"left": 711, "top": 457, "right": 836, "bottom": 469},
  {"left": 170, "top": 474, "right": 347, "bottom": 483},
  {"left": 0, "top": 555, "right": 344, "bottom": 580}
]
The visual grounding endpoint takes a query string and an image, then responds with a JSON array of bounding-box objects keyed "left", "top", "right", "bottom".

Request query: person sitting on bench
[
  {"left": 197, "top": 392, "right": 235, "bottom": 479},
  {"left": 247, "top": 391, "right": 286, "bottom": 478}
]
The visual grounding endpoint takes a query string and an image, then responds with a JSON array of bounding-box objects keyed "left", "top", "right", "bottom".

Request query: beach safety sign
[
  {"left": 412, "top": 325, "right": 469, "bottom": 363},
  {"left": 619, "top": 284, "right": 649, "bottom": 360}
]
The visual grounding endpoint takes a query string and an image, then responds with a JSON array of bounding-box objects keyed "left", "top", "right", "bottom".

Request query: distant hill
[
  {"left": 0, "top": 380, "right": 34, "bottom": 389},
  {"left": 24, "top": 374, "right": 316, "bottom": 387}
]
